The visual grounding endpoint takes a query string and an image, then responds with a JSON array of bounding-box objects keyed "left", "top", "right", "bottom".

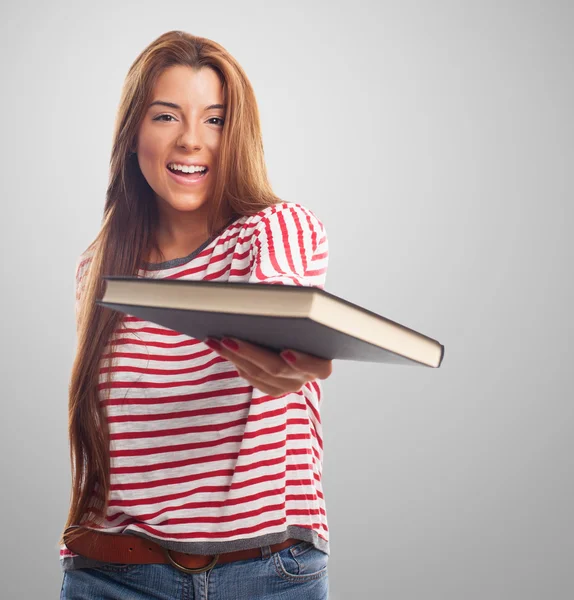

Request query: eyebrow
[{"left": 148, "top": 100, "right": 226, "bottom": 111}]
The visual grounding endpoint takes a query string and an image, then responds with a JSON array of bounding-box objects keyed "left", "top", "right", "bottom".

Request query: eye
[{"left": 153, "top": 115, "right": 225, "bottom": 126}]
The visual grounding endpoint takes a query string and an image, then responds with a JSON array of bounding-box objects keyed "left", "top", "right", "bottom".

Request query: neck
[{"left": 148, "top": 199, "right": 230, "bottom": 263}]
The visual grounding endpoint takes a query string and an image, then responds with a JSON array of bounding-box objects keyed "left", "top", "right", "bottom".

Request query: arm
[
  {"left": 205, "top": 203, "right": 332, "bottom": 397},
  {"left": 247, "top": 202, "right": 329, "bottom": 289}
]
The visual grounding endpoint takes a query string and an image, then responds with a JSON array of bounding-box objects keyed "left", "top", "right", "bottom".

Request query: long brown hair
[{"left": 59, "top": 30, "right": 282, "bottom": 548}]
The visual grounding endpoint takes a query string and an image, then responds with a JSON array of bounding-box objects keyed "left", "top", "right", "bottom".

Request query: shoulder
[
  {"left": 243, "top": 201, "right": 326, "bottom": 242},
  {"left": 247, "top": 200, "right": 324, "bottom": 224}
]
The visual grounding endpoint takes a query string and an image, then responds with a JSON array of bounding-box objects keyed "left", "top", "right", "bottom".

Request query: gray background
[{"left": 1, "top": 1, "right": 572, "bottom": 598}]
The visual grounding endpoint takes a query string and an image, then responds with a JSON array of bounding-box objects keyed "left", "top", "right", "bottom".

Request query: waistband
[{"left": 63, "top": 526, "right": 301, "bottom": 574}]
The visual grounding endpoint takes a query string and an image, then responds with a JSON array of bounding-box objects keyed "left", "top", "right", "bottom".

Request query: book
[{"left": 96, "top": 277, "right": 445, "bottom": 368}]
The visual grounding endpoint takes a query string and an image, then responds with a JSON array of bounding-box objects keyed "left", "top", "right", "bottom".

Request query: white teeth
[{"left": 168, "top": 163, "right": 207, "bottom": 173}]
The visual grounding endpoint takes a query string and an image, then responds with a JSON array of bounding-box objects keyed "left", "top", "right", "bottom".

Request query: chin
[{"left": 162, "top": 195, "right": 209, "bottom": 212}]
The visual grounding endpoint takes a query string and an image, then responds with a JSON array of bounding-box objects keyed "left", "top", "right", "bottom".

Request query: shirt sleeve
[{"left": 247, "top": 203, "right": 329, "bottom": 289}]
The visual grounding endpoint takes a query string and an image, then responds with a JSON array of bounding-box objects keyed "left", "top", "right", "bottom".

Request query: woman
[{"left": 59, "top": 30, "right": 332, "bottom": 600}]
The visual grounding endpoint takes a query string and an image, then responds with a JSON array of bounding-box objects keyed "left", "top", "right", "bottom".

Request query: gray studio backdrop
[{"left": 1, "top": 1, "right": 572, "bottom": 599}]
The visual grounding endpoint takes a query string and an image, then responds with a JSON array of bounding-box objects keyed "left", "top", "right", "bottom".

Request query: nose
[{"left": 177, "top": 119, "right": 203, "bottom": 150}]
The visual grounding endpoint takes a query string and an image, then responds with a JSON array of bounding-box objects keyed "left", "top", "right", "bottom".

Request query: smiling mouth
[
  {"left": 165, "top": 165, "right": 210, "bottom": 184},
  {"left": 166, "top": 166, "right": 209, "bottom": 176}
]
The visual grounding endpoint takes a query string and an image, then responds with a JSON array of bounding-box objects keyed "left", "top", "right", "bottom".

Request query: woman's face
[{"left": 134, "top": 65, "right": 226, "bottom": 222}]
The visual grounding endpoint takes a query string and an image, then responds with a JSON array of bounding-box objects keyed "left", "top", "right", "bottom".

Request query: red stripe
[
  {"left": 102, "top": 348, "right": 215, "bottom": 363},
  {"left": 286, "top": 508, "right": 325, "bottom": 517},
  {"left": 284, "top": 462, "right": 316, "bottom": 472},
  {"left": 110, "top": 486, "right": 321, "bottom": 515},
  {"left": 309, "top": 422, "right": 322, "bottom": 451},
  {"left": 110, "top": 416, "right": 249, "bottom": 441},
  {"left": 165, "top": 261, "right": 206, "bottom": 278},
  {"left": 102, "top": 384, "right": 253, "bottom": 408},
  {"left": 286, "top": 492, "right": 322, "bottom": 502},
  {"left": 98, "top": 369, "right": 240, "bottom": 390},
  {"left": 160, "top": 506, "right": 327, "bottom": 527},
  {"left": 114, "top": 326, "right": 184, "bottom": 337},
  {"left": 306, "top": 266, "right": 328, "bottom": 277},
  {"left": 107, "top": 472, "right": 318, "bottom": 507},
  {"left": 229, "top": 264, "right": 251, "bottom": 277},
  {"left": 278, "top": 209, "right": 297, "bottom": 275},
  {"left": 112, "top": 467, "right": 237, "bottom": 491},
  {"left": 111, "top": 445, "right": 312, "bottom": 476},
  {"left": 249, "top": 460, "right": 316, "bottom": 478},
  {"left": 110, "top": 432, "right": 247, "bottom": 458},
  {"left": 110, "top": 403, "right": 293, "bottom": 431},
  {"left": 204, "top": 262, "right": 233, "bottom": 280},
  {"left": 108, "top": 486, "right": 322, "bottom": 522},
  {"left": 110, "top": 452, "right": 239, "bottom": 479},
  {"left": 107, "top": 400, "right": 253, "bottom": 425},
  {"left": 174, "top": 488, "right": 321, "bottom": 518},
  {"left": 304, "top": 210, "right": 318, "bottom": 253},
  {"left": 291, "top": 207, "right": 308, "bottom": 272},
  {"left": 107, "top": 337, "right": 207, "bottom": 349},
  {"left": 263, "top": 215, "right": 283, "bottom": 275},
  {"left": 101, "top": 356, "right": 227, "bottom": 377},
  {"left": 304, "top": 395, "right": 321, "bottom": 425},
  {"left": 108, "top": 415, "right": 311, "bottom": 444},
  {"left": 140, "top": 504, "right": 321, "bottom": 527}
]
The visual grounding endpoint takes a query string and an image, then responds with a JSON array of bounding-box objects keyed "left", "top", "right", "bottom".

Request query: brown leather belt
[{"left": 64, "top": 526, "right": 300, "bottom": 574}]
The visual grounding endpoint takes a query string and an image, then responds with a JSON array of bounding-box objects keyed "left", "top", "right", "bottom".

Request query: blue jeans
[{"left": 60, "top": 540, "right": 329, "bottom": 599}]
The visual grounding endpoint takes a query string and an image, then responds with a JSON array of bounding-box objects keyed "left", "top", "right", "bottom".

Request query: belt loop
[{"left": 260, "top": 544, "right": 271, "bottom": 560}]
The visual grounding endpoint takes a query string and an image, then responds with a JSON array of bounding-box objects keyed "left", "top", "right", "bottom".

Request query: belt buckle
[{"left": 162, "top": 547, "right": 219, "bottom": 574}]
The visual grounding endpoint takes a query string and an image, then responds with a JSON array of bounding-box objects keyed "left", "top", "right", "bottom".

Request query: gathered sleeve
[{"left": 247, "top": 203, "right": 329, "bottom": 289}]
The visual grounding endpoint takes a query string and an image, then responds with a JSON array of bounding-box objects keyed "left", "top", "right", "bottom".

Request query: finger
[
  {"left": 236, "top": 368, "right": 296, "bottom": 398},
  {"left": 204, "top": 339, "right": 269, "bottom": 374},
  {"left": 205, "top": 339, "right": 319, "bottom": 398},
  {"left": 279, "top": 349, "right": 333, "bottom": 380},
  {"left": 213, "top": 343, "right": 306, "bottom": 391},
  {"left": 204, "top": 338, "right": 303, "bottom": 387},
  {"left": 235, "top": 364, "right": 305, "bottom": 394},
  {"left": 208, "top": 337, "right": 302, "bottom": 380}
]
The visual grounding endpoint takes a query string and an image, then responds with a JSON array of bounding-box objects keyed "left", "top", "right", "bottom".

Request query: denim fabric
[{"left": 60, "top": 540, "right": 329, "bottom": 599}]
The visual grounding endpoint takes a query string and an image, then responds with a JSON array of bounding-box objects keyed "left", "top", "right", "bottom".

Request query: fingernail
[
  {"left": 281, "top": 351, "right": 297, "bottom": 364},
  {"left": 221, "top": 338, "right": 240, "bottom": 351},
  {"left": 205, "top": 338, "right": 222, "bottom": 351}
]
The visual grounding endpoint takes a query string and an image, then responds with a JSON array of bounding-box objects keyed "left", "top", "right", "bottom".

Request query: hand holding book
[{"left": 204, "top": 336, "right": 333, "bottom": 398}]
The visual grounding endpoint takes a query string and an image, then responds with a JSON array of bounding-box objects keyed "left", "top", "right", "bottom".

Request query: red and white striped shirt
[{"left": 59, "top": 201, "right": 330, "bottom": 571}]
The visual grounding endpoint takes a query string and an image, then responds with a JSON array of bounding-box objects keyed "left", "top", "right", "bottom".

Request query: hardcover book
[{"left": 96, "top": 277, "right": 445, "bottom": 368}]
